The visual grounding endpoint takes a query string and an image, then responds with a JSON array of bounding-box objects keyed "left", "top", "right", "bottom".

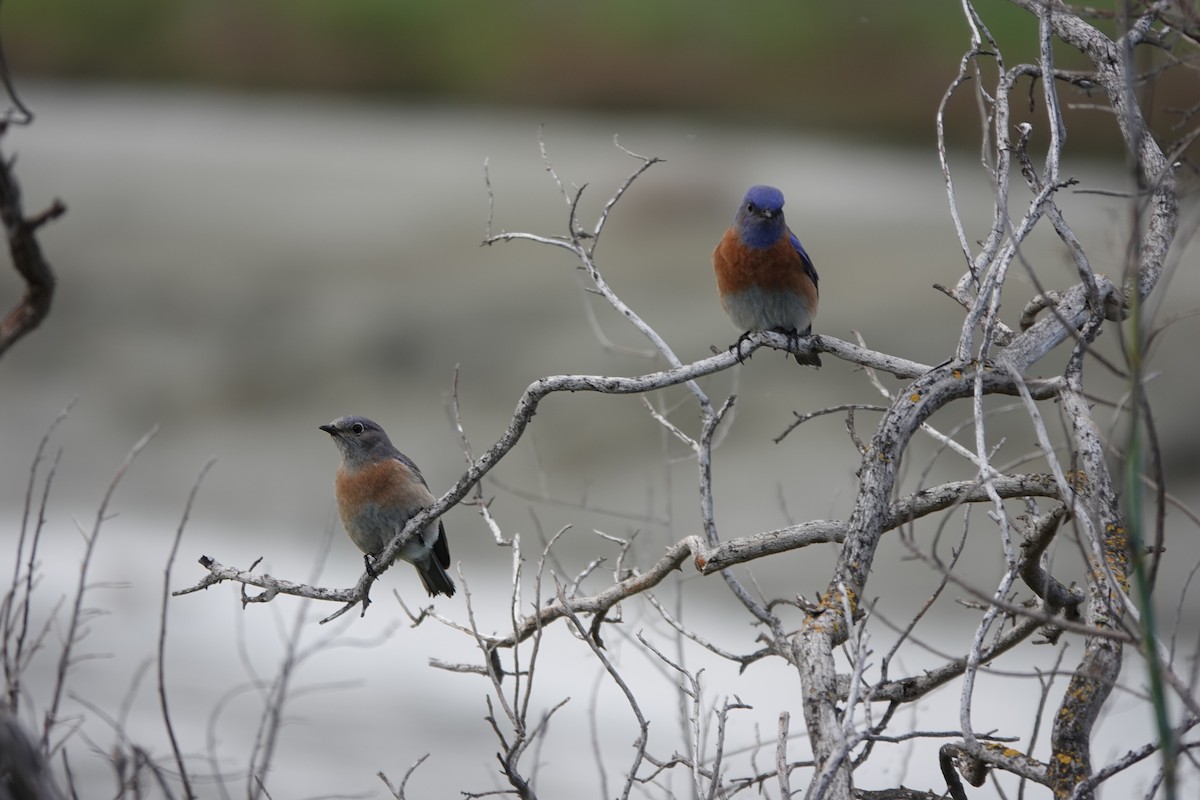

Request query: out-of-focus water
[{"left": 1, "top": 82, "right": 1197, "bottom": 798}]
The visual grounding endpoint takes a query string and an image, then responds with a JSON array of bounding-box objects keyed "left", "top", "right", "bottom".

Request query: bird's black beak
[{"left": 319, "top": 424, "right": 338, "bottom": 436}]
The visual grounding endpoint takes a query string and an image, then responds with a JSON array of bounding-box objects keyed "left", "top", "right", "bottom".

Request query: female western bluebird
[
  {"left": 320, "top": 415, "right": 456, "bottom": 597},
  {"left": 713, "top": 184, "right": 821, "bottom": 366}
]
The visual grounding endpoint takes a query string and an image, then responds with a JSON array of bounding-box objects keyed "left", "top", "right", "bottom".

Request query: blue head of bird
[{"left": 735, "top": 184, "right": 787, "bottom": 249}]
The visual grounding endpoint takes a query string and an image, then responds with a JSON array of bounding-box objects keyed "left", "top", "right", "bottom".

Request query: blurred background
[{"left": 1, "top": 2, "right": 1198, "bottom": 798}]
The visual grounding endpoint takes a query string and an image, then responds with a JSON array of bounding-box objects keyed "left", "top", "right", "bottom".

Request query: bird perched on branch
[
  {"left": 713, "top": 184, "right": 821, "bottom": 366},
  {"left": 320, "top": 415, "right": 456, "bottom": 597}
]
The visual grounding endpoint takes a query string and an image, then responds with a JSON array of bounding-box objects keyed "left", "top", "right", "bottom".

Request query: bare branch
[
  {"left": 157, "top": 458, "right": 215, "bottom": 800},
  {"left": 0, "top": 127, "right": 65, "bottom": 358},
  {"left": 41, "top": 427, "right": 158, "bottom": 752},
  {"left": 378, "top": 753, "right": 430, "bottom": 800},
  {"left": 177, "top": 331, "right": 927, "bottom": 612}
]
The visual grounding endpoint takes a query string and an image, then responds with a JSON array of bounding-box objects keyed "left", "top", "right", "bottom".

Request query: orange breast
[
  {"left": 335, "top": 460, "right": 434, "bottom": 519},
  {"left": 714, "top": 230, "right": 810, "bottom": 296}
]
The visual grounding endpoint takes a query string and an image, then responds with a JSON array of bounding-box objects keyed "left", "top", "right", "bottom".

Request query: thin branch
[
  {"left": 157, "top": 458, "right": 215, "bottom": 800},
  {"left": 41, "top": 427, "right": 158, "bottom": 752},
  {"left": 0, "top": 125, "right": 65, "bottom": 358}
]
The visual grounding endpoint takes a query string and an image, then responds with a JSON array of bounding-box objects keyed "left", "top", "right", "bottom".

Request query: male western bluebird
[
  {"left": 320, "top": 415, "right": 456, "bottom": 597},
  {"left": 713, "top": 184, "right": 821, "bottom": 366}
]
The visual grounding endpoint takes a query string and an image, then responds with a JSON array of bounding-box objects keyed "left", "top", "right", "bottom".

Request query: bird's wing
[
  {"left": 789, "top": 230, "right": 819, "bottom": 292},
  {"left": 392, "top": 450, "right": 430, "bottom": 489}
]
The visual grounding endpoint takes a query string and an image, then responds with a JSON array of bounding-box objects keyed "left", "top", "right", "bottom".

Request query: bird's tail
[
  {"left": 417, "top": 559, "right": 456, "bottom": 598},
  {"left": 794, "top": 351, "right": 822, "bottom": 367}
]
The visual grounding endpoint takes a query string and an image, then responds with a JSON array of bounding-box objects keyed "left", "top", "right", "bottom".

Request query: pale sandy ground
[{"left": 1, "top": 82, "right": 1197, "bottom": 798}]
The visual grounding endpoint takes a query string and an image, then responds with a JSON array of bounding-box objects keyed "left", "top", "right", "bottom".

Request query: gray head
[{"left": 320, "top": 415, "right": 397, "bottom": 466}]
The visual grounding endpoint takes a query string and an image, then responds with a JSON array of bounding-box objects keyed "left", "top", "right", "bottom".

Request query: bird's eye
[
  {"left": 746, "top": 202, "right": 756, "bottom": 214},
  {"left": 351, "top": 422, "right": 365, "bottom": 434}
]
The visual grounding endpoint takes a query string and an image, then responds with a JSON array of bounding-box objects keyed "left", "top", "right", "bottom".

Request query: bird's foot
[
  {"left": 775, "top": 327, "right": 822, "bottom": 367},
  {"left": 729, "top": 331, "right": 755, "bottom": 364},
  {"left": 363, "top": 553, "right": 380, "bottom": 579}
]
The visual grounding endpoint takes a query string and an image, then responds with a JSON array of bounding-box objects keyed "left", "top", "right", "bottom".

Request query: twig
[
  {"left": 378, "top": 754, "right": 430, "bottom": 800},
  {"left": 0, "top": 126, "right": 65, "bottom": 356},
  {"left": 41, "top": 426, "right": 158, "bottom": 752},
  {"left": 157, "top": 458, "right": 215, "bottom": 800}
]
